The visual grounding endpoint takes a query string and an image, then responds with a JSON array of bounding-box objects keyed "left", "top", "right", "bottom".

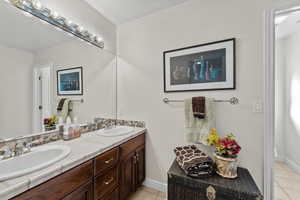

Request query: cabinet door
[
  {"left": 135, "top": 145, "right": 145, "bottom": 188},
  {"left": 120, "top": 152, "right": 135, "bottom": 200},
  {"left": 102, "top": 187, "right": 119, "bottom": 200},
  {"left": 63, "top": 181, "right": 93, "bottom": 200}
]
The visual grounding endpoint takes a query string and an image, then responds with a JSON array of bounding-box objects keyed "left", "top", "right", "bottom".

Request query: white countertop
[{"left": 0, "top": 127, "right": 146, "bottom": 200}]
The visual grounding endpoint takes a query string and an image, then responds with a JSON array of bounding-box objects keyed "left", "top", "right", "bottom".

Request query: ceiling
[
  {"left": 84, "top": 0, "right": 190, "bottom": 25},
  {"left": 276, "top": 10, "right": 300, "bottom": 39},
  {"left": 0, "top": 1, "right": 73, "bottom": 53}
]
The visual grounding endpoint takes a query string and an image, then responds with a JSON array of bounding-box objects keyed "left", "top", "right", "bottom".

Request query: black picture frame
[
  {"left": 163, "top": 38, "right": 236, "bottom": 93},
  {"left": 57, "top": 67, "right": 83, "bottom": 96}
]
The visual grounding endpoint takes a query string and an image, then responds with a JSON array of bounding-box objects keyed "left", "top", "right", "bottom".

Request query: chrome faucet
[
  {"left": 0, "top": 145, "right": 14, "bottom": 160},
  {"left": 0, "top": 141, "right": 32, "bottom": 160},
  {"left": 104, "top": 122, "right": 115, "bottom": 130}
]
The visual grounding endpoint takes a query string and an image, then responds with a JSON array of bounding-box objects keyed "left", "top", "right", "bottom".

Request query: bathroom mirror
[{"left": 0, "top": 1, "right": 116, "bottom": 140}]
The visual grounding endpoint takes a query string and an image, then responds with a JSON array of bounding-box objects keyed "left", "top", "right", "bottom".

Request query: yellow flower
[{"left": 206, "top": 128, "right": 220, "bottom": 146}]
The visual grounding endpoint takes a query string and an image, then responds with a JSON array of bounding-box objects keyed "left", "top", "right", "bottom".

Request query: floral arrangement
[
  {"left": 206, "top": 128, "right": 241, "bottom": 158},
  {"left": 44, "top": 116, "right": 58, "bottom": 127}
]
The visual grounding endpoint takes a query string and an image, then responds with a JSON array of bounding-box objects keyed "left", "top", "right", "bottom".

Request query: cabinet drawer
[
  {"left": 12, "top": 161, "right": 93, "bottom": 200},
  {"left": 95, "top": 147, "right": 119, "bottom": 176},
  {"left": 100, "top": 187, "right": 119, "bottom": 200},
  {"left": 120, "top": 134, "right": 145, "bottom": 159},
  {"left": 94, "top": 166, "right": 119, "bottom": 200}
]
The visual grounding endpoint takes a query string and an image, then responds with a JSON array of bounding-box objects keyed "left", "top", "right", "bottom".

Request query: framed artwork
[
  {"left": 57, "top": 67, "right": 83, "bottom": 95},
  {"left": 163, "top": 38, "right": 235, "bottom": 92}
]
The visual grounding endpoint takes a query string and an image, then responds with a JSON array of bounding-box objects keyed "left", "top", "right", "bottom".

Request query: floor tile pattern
[
  {"left": 274, "top": 162, "right": 300, "bottom": 200},
  {"left": 128, "top": 186, "right": 167, "bottom": 200}
]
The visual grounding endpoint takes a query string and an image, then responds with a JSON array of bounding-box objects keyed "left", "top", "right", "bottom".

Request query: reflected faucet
[
  {"left": 104, "top": 122, "right": 115, "bottom": 130},
  {"left": 0, "top": 140, "right": 32, "bottom": 160}
]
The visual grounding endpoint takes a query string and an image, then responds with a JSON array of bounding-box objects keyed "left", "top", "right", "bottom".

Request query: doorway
[
  {"left": 274, "top": 8, "right": 300, "bottom": 200},
  {"left": 33, "top": 65, "right": 54, "bottom": 133},
  {"left": 265, "top": 5, "right": 300, "bottom": 200}
]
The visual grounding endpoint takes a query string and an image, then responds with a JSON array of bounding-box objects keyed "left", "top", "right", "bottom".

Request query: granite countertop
[{"left": 0, "top": 127, "right": 146, "bottom": 200}]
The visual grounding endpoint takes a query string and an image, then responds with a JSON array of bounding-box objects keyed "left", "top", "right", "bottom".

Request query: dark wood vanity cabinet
[
  {"left": 10, "top": 133, "right": 145, "bottom": 200},
  {"left": 11, "top": 161, "right": 94, "bottom": 200},
  {"left": 120, "top": 134, "right": 146, "bottom": 200}
]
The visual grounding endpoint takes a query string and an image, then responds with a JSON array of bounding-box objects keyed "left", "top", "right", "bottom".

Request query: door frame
[
  {"left": 263, "top": 8, "right": 275, "bottom": 200},
  {"left": 264, "top": 3, "right": 300, "bottom": 200},
  {"left": 32, "top": 63, "right": 55, "bottom": 133}
]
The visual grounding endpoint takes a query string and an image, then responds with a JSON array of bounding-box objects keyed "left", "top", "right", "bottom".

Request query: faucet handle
[
  {"left": 15, "top": 141, "right": 25, "bottom": 148},
  {"left": 23, "top": 142, "right": 33, "bottom": 153},
  {"left": 0, "top": 145, "right": 13, "bottom": 159}
]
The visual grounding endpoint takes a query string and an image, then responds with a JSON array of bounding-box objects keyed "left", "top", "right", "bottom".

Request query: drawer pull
[
  {"left": 104, "top": 177, "right": 114, "bottom": 185},
  {"left": 206, "top": 185, "right": 216, "bottom": 200},
  {"left": 105, "top": 158, "right": 114, "bottom": 164}
]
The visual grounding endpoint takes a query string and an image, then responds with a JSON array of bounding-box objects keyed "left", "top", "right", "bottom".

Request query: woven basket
[{"left": 214, "top": 154, "right": 238, "bottom": 179}]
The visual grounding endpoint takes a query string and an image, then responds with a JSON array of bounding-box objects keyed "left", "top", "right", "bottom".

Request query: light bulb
[
  {"left": 33, "top": 1, "right": 42, "bottom": 10},
  {"left": 78, "top": 26, "right": 85, "bottom": 33},
  {"left": 96, "top": 36, "right": 103, "bottom": 43},
  {"left": 51, "top": 11, "right": 59, "bottom": 19},
  {"left": 67, "top": 20, "right": 73, "bottom": 26}
]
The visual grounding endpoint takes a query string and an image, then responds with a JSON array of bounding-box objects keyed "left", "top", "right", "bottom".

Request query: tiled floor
[
  {"left": 274, "top": 162, "right": 300, "bottom": 200},
  {"left": 128, "top": 186, "right": 167, "bottom": 200}
]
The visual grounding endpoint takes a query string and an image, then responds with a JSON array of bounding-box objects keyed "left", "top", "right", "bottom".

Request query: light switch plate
[{"left": 253, "top": 100, "right": 263, "bottom": 113}]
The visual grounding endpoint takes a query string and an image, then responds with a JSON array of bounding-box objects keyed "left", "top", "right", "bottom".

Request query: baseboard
[
  {"left": 275, "top": 156, "right": 285, "bottom": 162},
  {"left": 285, "top": 158, "right": 300, "bottom": 175},
  {"left": 143, "top": 178, "right": 167, "bottom": 193}
]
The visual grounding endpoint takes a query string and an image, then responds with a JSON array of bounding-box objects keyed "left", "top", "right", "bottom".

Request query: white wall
[
  {"left": 276, "top": 32, "right": 300, "bottom": 170},
  {"left": 34, "top": 40, "right": 116, "bottom": 123},
  {"left": 117, "top": 0, "right": 271, "bottom": 189},
  {"left": 0, "top": 44, "right": 35, "bottom": 138}
]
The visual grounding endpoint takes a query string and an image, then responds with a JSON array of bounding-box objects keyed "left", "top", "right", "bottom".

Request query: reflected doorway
[{"left": 33, "top": 65, "right": 54, "bottom": 133}]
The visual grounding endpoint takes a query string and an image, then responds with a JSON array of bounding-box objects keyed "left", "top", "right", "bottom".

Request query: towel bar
[
  {"left": 57, "top": 99, "right": 84, "bottom": 103},
  {"left": 163, "top": 97, "right": 239, "bottom": 105}
]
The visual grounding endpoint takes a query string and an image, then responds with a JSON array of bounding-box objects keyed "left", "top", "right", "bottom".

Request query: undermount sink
[
  {"left": 96, "top": 126, "right": 134, "bottom": 137},
  {"left": 0, "top": 145, "right": 71, "bottom": 181}
]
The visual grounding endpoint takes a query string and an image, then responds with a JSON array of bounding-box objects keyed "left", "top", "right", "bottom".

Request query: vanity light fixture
[{"left": 7, "top": 0, "right": 104, "bottom": 49}]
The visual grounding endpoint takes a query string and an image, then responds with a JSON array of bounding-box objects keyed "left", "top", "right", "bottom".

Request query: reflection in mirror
[{"left": 0, "top": 1, "right": 116, "bottom": 140}]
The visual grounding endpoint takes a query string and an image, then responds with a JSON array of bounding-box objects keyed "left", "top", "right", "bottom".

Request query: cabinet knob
[
  {"left": 105, "top": 157, "right": 114, "bottom": 164},
  {"left": 104, "top": 177, "right": 114, "bottom": 185},
  {"left": 206, "top": 185, "right": 216, "bottom": 200}
]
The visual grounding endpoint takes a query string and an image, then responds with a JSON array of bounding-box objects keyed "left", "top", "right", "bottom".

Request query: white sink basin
[
  {"left": 97, "top": 126, "right": 134, "bottom": 137},
  {"left": 0, "top": 145, "right": 71, "bottom": 181}
]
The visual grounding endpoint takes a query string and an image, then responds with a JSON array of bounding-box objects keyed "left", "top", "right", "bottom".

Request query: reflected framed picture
[
  {"left": 57, "top": 67, "right": 83, "bottom": 95},
  {"left": 163, "top": 38, "right": 235, "bottom": 92}
]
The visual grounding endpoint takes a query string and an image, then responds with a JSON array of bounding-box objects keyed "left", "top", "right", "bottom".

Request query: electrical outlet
[{"left": 253, "top": 100, "right": 263, "bottom": 113}]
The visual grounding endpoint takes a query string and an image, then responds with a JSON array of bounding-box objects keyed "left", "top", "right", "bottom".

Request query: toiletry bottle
[
  {"left": 58, "top": 117, "right": 64, "bottom": 134},
  {"left": 63, "top": 125, "right": 70, "bottom": 140},
  {"left": 63, "top": 116, "right": 72, "bottom": 140}
]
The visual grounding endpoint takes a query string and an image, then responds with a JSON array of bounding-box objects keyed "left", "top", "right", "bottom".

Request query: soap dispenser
[{"left": 63, "top": 116, "right": 72, "bottom": 141}]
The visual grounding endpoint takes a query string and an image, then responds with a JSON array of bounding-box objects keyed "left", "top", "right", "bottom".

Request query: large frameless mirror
[{"left": 0, "top": 0, "right": 116, "bottom": 140}]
